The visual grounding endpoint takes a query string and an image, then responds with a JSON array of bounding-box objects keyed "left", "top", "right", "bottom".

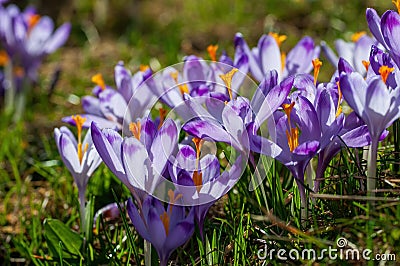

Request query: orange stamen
[
  {"left": 0, "top": 51, "right": 9, "bottom": 66},
  {"left": 160, "top": 212, "right": 170, "bottom": 235},
  {"left": 351, "top": 31, "right": 366, "bottom": 43},
  {"left": 207, "top": 44, "right": 218, "bottom": 62},
  {"left": 158, "top": 108, "right": 167, "bottom": 129},
  {"left": 282, "top": 102, "right": 299, "bottom": 152},
  {"left": 219, "top": 68, "right": 238, "bottom": 100},
  {"left": 312, "top": 58, "right": 322, "bottom": 85},
  {"left": 362, "top": 60, "right": 370, "bottom": 73},
  {"left": 71, "top": 115, "right": 88, "bottom": 163},
  {"left": 139, "top": 64, "right": 149, "bottom": 72},
  {"left": 91, "top": 73, "right": 106, "bottom": 91},
  {"left": 192, "top": 170, "right": 203, "bottom": 193},
  {"left": 379, "top": 65, "right": 395, "bottom": 84},
  {"left": 269, "top": 32, "right": 287, "bottom": 47},
  {"left": 160, "top": 189, "right": 183, "bottom": 235},
  {"left": 129, "top": 121, "right": 141, "bottom": 140},
  {"left": 192, "top": 137, "right": 204, "bottom": 168}
]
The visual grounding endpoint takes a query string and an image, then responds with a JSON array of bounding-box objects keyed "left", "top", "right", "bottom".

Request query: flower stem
[
  {"left": 394, "top": 120, "right": 400, "bottom": 173},
  {"left": 144, "top": 239, "right": 151, "bottom": 266},
  {"left": 79, "top": 189, "right": 86, "bottom": 234},
  {"left": 4, "top": 61, "right": 15, "bottom": 115},
  {"left": 367, "top": 138, "right": 378, "bottom": 198},
  {"left": 13, "top": 77, "right": 29, "bottom": 122}
]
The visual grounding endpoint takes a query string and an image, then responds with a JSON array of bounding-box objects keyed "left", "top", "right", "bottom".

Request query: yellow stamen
[
  {"left": 158, "top": 108, "right": 167, "bottom": 129},
  {"left": 129, "top": 121, "right": 141, "bottom": 140},
  {"left": 362, "top": 60, "right": 370, "bottom": 73},
  {"left": 160, "top": 211, "right": 170, "bottom": 235},
  {"left": 219, "top": 68, "right": 238, "bottom": 100},
  {"left": 178, "top": 83, "right": 189, "bottom": 95},
  {"left": 335, "top": 81, "right": 342, "bottom": 118},
  {"left": 379, "top": 65, "right": 395, "bottom": 84},
  {"left": 312, "top": 58, "right": 322, "bottom": 85},
  {"left": 393, "top": 0, "right": 400, "bottom": 14},
  {"left": 281, "top": 52, "right": 286, "bottom": 74},
  {"left": 0, "top": 51, "right": 9, "bottom": 66},
  {"left": 269, "top": 32, "right": 287, "bottom": 47},
  {"left": 139, "top": 64, "right": 149, "bottom": 72},
  {"left": 192, "top": 137, "right": 204, "bottom": 169},
  {"left": 170, "top": 71, "right": 189, "bottom": 95},
  {"left": 282, "top": 102, "right": 299, "bottom": 152},
  {"left": 192, "top": 170, "right": 203, "bottom": 193},
  {"left": 28, "top": 14, "right": 41, "bottom": 31},
  {"left": 91, "top": 73, "right": 106, "bottom": 91},
  {"left": 351, "top": 31, "right": 366, "bottom": 43},
  {"left": 285, "top": 127, "right": 299, "bottom": 152},
  {"left": 207, "top": 44, "right": 218, "bottom": 62},
  {"left": 71, "top": 115, "right": 87, "bottom": 163}
]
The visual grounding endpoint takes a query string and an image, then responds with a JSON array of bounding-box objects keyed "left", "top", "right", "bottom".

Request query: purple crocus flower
[
  {"left": 235, "top": 32, "right": 320, "bottom": 82},
  {"left": 366, "top": 7, "right": 400, "bottom": 68},
  {"left": 54, "top": 115, "right": 102, "bottom": 230},
  {"left": 168, "top": 140, "right": 244, "bottom": 238},
  {"left": 339, "top": 68, "right": 400, "bottom": 194},
  {"left": 321, "top": 32, "right": 376, "bottom": 76},
  {"left": 91, "top": 117, "right": 178, "bottom": 203},
  {"left": 63, "top": 62, "right": 154, "bottom": 131},
  {"left": 127, "top": 193, "right": 195, "bottom": 266},
  {"left": 0, "top": 4, "right": 70, "bottom": 80}
]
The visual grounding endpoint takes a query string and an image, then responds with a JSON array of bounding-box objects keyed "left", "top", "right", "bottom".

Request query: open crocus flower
[
  {"left": 321, "top": 32, "right": 376, "bottom": 76},
  {"left": 0, "top": 4, "right": 70, "bottom": 80},
  {"left": 91, "top": 117, "right": 178, "bottom": 202},
  {"left": 274, "top": 90, "right": 343, "bottom": 204},
  {"left": 169, "top": 139, "right": 244, "bottom": 238},
  {"left": 127, "top": 192, "right": 195, "bottom": 266},
  {"left": 54, "top": 115, "right": 102, "bottom": 230},
  {"left": 339, "top": 67, "right": 400, "bottom": 194},
  {"left": 234, "top": 32, "right": 320, "bottom": 82},
  {"left": 63, "top": 63, "right": 154, "bottom": 131}
]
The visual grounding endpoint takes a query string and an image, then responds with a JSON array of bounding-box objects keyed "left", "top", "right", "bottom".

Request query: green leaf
[{"left": 43, "top": 218, "right": 83, "bottom": 259}]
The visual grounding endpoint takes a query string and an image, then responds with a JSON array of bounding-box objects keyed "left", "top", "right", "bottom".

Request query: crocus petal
[
  {"left": 259, "top": 35, "right": 282, "bottom": 79},
  {"left": 91, "top": 123, "right": 128, "bottom": 183},
  {"left": 147, "top": 207, "right": 167, "bottom": 253},
  {"left": 235, "top": 32, "right": 263, "bottom": 81},
  {"left": 122, "top": 137, "right": 151, "bottom": 191},
  {"left": 381, "top": 11, "right": 400, "bottom": 67},
  {"left": 150, "top": 119, "right": 178, "bottom": 180},
  {"left": 44, "top": 22, "right": 71, "bottom": 54},
  {"left": 366, "top": 8, "right": 388, "bottom": 50},
  {"left": 339, "top": 72, "right": 367, "bottom": 119},
  {"left": 286, "top": 36, "right": 318, "bottom": 76},
  {"left": 58, "top": 133, "right": 81, "bottom": 173},
  {"left": 182, "top": 119, "right": 231, "bottom": 143},
  {"left": 82, "top": 96, "right": 102, "bottom": 116}
]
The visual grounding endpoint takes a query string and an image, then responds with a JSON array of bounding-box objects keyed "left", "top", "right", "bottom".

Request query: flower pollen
[
  {"left": 28, "top": 14, "right": 41, "bottom": 32},
  {"left": 336, "top": 81, "right": 342, "bottom": 118},
  {"left": 158, "top": 107, "right": 167, "bottom": 129},
  {"left": 393, "top": 0, "right": 400, "bottom": 14},
  {"left": 351, "top": 31, "right": 366, "bottom": 42},
  {"left": 207, "top": 44, "right": 218, "bottom": 62},
  {"left": 379, "top": 65, "right": 395, "bottom": 84},
  {"left": 192, "top": 170, "right": 203, "bottom": 193},
  {"left": 91, "top": 73, "right": 106, "bottom": 91},
  {"left": 129, "top": 121, "right": 141, "bottom": 140},
  {"left": 362, "top": 60, "right": 370, "bottom": 73},
  {"left": 269, "top": 32, "right": 287, "bottom": 47},
  {"left": 139, "top": 64, "right": 149, "bottom": 72}
]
